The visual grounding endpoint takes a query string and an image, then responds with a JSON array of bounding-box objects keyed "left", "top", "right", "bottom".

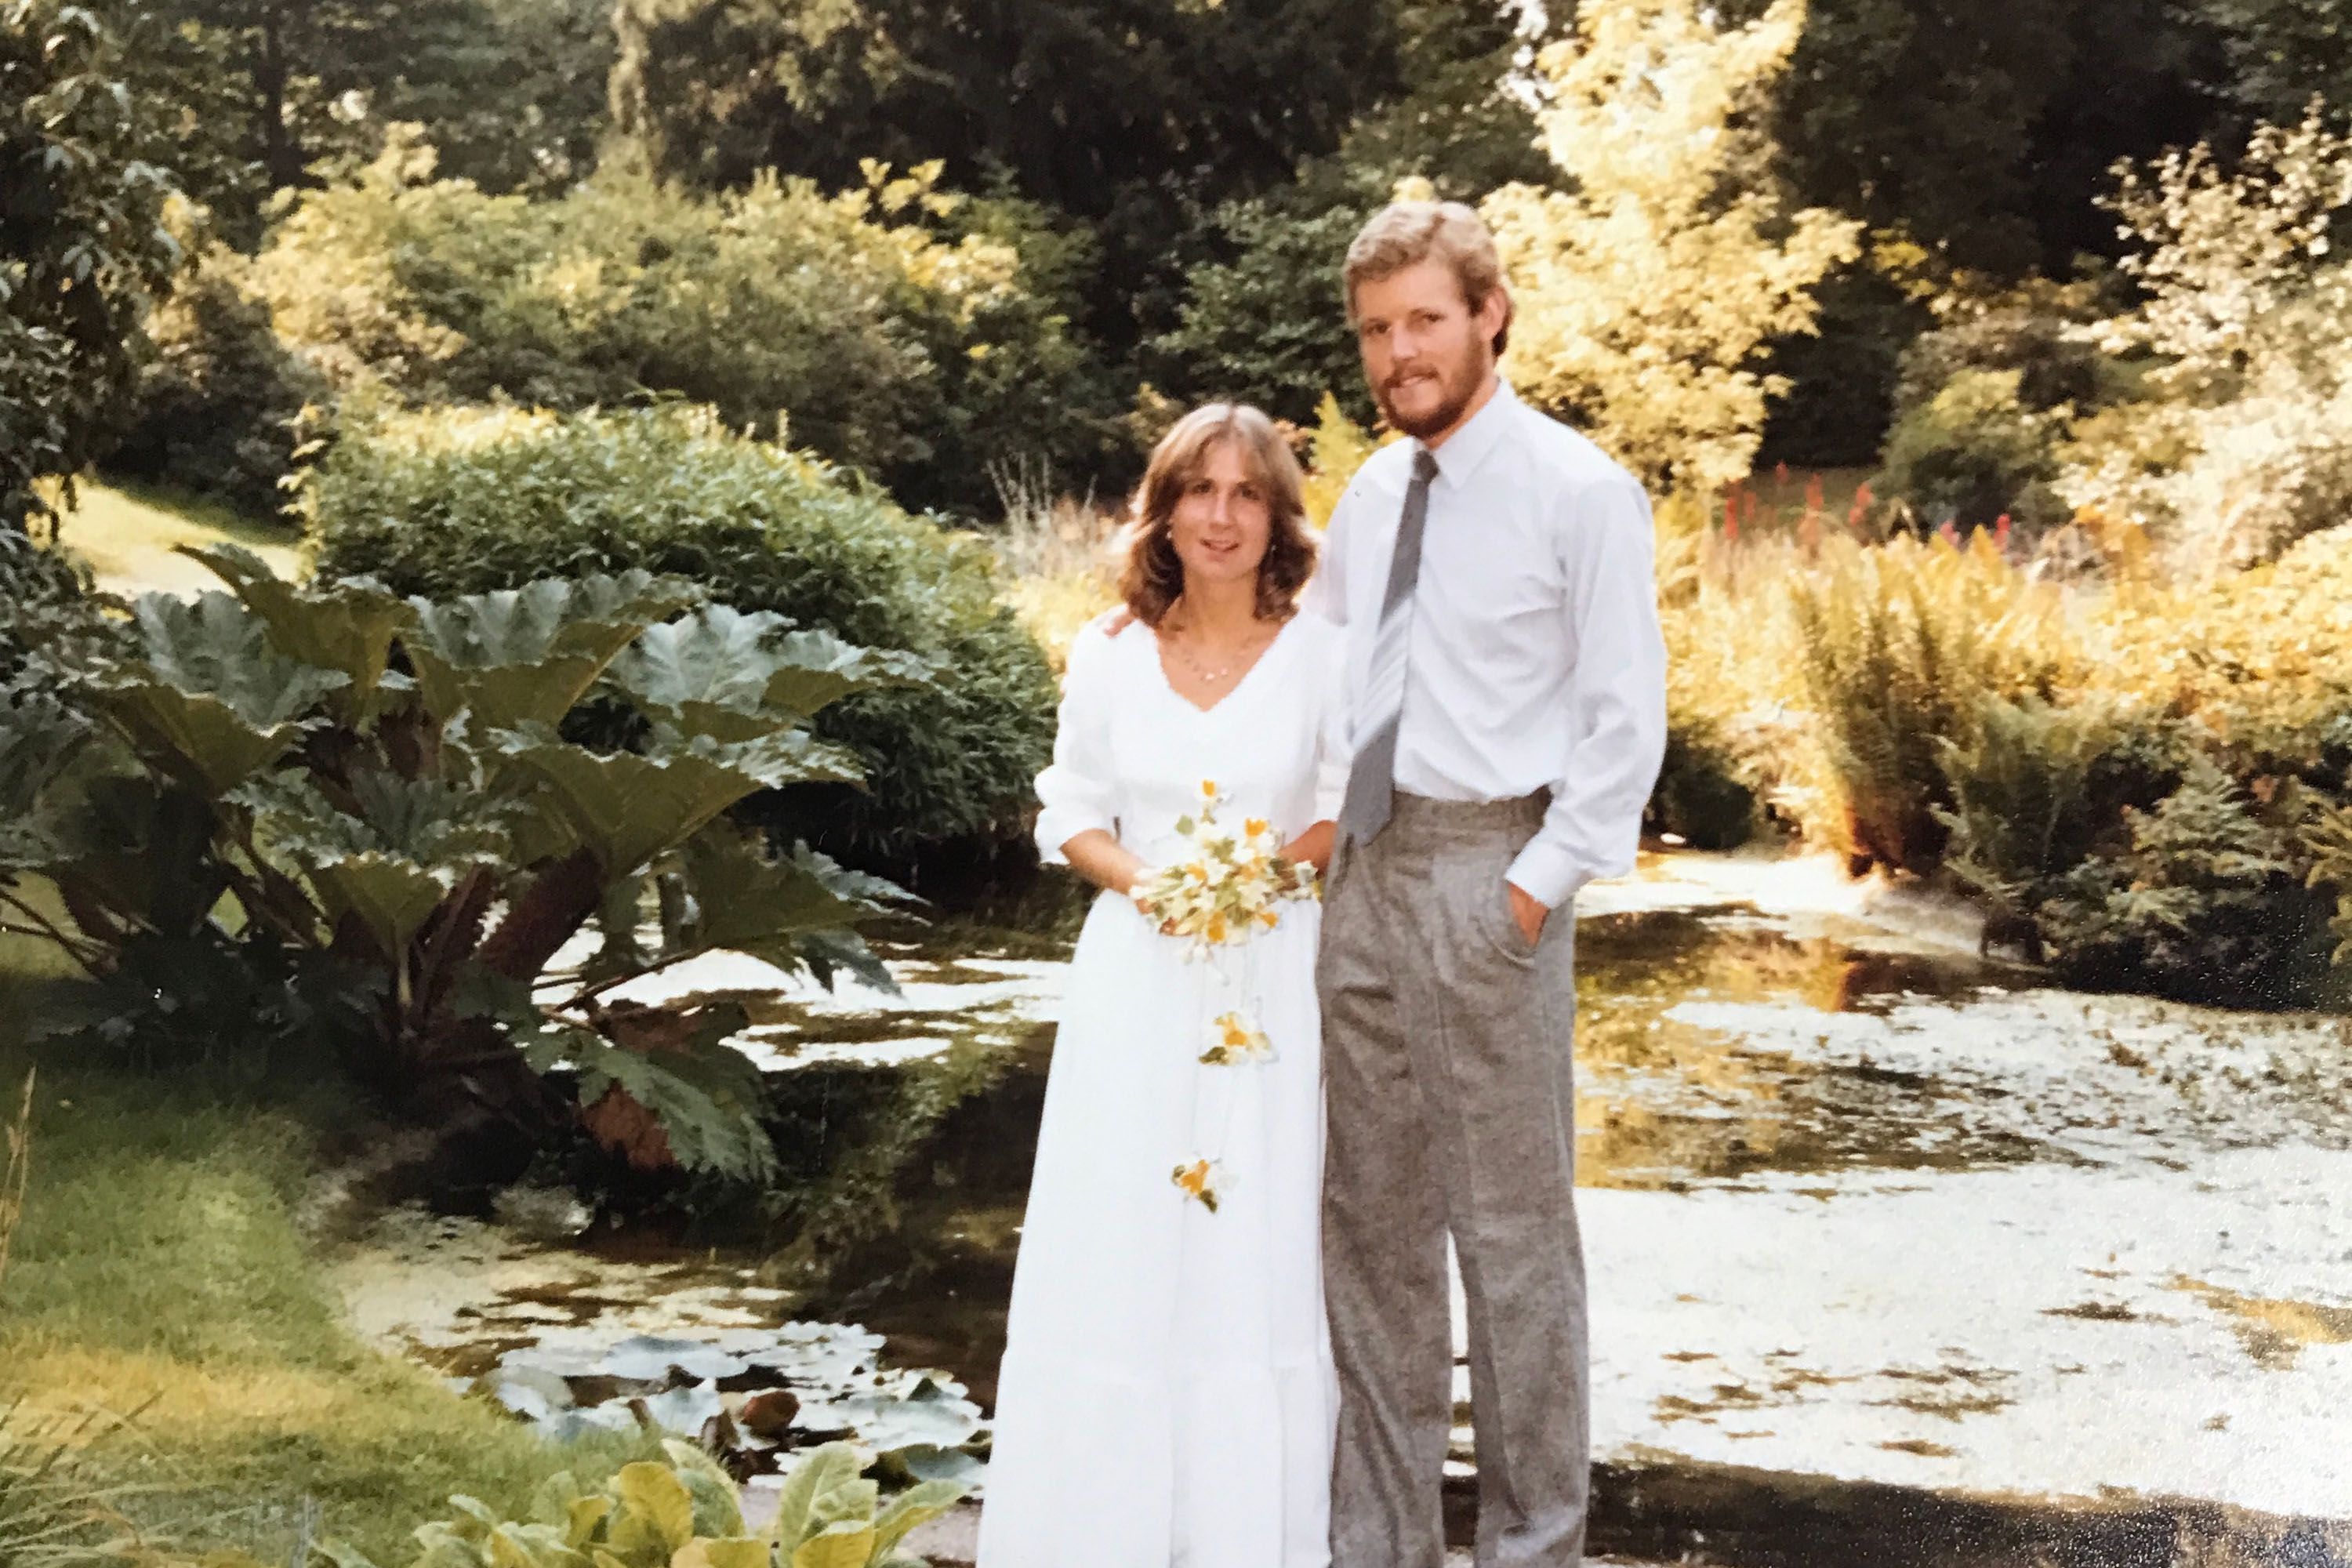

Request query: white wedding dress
[{"left": 977, "top": 612, "right": 1348, "bottom": 1568}]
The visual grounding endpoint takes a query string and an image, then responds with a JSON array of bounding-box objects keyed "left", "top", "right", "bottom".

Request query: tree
[
  {"left": 2060, "top": 109, "right": 2352, "bottom": 575},
  {"left": 2196, "top": 0, "right": 2352, "bottom": 127},
  {"left": 1153, "top": 0, "right": 1559, "bottom": 423},
  {"left": 608, "top": 0, "right": 1405, "bottom": 354},
  {"left": 0, "top": 0, "right": 183, "bottom": 533},
  {"left": 146, "top": 0, "right": 612, "bottom": 222},
  {"left": 1483, "top": 0, "right": 1862, "bottom": 495}
]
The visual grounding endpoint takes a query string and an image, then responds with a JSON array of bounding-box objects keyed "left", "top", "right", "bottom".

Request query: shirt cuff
[
  {"left": 1504, "top": 839, "right": 1588, "bottom": 913},
  {"left": 1033, "top": 805, "right": 1112, "bottom": 867}
]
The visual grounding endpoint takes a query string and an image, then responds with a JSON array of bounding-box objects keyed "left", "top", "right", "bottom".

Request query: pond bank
[{"left": 327, "top": 848, "right": 2352, "bottom": 1565}]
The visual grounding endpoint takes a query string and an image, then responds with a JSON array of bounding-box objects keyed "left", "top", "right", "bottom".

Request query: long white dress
[{"left": 977, "top": 612, "right": 1348, "bottom": 1568}]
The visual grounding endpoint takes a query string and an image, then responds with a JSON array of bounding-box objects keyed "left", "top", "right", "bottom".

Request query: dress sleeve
[
  {"left": 1309, "top": 619, "right": 1353, "bottom": 824},
  {"left": 1033, "top": 623, "right": 1122, "bottom": 866}
]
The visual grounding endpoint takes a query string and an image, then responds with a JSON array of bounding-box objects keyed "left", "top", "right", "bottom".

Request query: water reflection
[{"left": 806, "top": 899, "right": 2049, "bottom": 1395}]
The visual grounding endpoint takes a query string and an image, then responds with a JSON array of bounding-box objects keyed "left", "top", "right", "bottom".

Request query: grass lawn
[
  {"left": 0, "top": 1047, "right": 653, "bottom": 1563},
  {"left": 50, "top": 480, "right": 305, "bottom": 599}
]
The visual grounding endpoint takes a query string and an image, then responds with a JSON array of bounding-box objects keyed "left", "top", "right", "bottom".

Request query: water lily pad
[
  {"left": 738, "top": 1323, "right": 886, "bottom": 1384},
  {"left": 802, "top": 1374, "right": 983, "bottom": 1453},
  {"left": 638, "top": 1382, "right": 727, "bottom": 1436},
  {"left": 488, "top": 1363, "right": 578, "bottom": 1419},
  {"left": 601, "top": 1334, "right": 752, "bottom": 1382},
  {"left": 541, "top": 1403, "right": 644, "bottom": 1443},
  {"left": 499, "top": 1341, "right": 611, "bottom": 1381},
  {"left": 882, "top": 1445, "right": 989, "bottom": 1490}
]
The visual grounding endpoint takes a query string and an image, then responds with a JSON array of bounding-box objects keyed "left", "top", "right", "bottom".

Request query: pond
[{"left": 330, "top": 851, "right": 2352, "bottom": 1566}]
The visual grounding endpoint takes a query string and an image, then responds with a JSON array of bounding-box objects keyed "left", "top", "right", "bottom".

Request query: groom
[{"left": 1310, "top": 201, "right": 1665, "bottom": 1566}]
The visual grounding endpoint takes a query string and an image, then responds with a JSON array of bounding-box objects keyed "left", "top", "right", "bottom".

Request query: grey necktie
[{"left": 1338, "top": 446, "right": 1439, "bottom": 845}]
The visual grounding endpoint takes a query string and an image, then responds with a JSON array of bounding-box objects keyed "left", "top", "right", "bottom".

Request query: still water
[{"left": 333, "top": 853, "right": 2352, "bottom": 1563}]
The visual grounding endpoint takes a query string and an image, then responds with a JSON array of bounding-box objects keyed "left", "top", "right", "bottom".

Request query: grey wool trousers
[{"left": 1319, "top": 791, "right": 1590, "bottom": 1568}]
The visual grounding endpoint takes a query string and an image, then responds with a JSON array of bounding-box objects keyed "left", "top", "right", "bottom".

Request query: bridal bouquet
[{"left": 1132, "top": 779, "right": 1319, "bottom": 956}]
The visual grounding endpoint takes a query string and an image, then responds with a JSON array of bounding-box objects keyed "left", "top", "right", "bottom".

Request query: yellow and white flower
[
  {"left": 1200, "top": 1011, "right": 1276, "bottom": 1066},
  {"left": 1133, "top": 782, "right": 1320, "bottom": 956},
  {"left": 1171, "top": 1158, "right": 1226, "bottom": 1211}
]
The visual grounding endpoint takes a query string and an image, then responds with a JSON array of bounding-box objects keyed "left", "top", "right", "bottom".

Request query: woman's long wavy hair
[{"left": 1118, "top": 402, "right": 1316, "bottom": 629}]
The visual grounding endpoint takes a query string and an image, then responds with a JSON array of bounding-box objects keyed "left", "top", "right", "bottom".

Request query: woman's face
[{"left": 1168, "top": 438, "right": 1273, "bottom": 601}]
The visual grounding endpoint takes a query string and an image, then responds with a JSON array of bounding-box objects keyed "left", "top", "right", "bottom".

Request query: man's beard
[{"left": 1374, "top": 350, "right": 1486, "bottom": 441}]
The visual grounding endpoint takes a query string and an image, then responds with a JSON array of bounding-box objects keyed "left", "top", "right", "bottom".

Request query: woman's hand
[
  {"left": 1278, "top": 820, "right": 1336, "bottom": 875},
  {"left": 1060, "top": 828, "right": 1151, "bottom": 901}
]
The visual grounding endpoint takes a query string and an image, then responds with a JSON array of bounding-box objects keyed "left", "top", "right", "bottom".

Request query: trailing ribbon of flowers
[{"left": 1138, "top": 781, "right": 1319, "bottom": 1214}]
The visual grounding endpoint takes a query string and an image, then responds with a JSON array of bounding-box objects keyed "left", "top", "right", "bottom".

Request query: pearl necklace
[{"left": 1164, "top": 604, "right": 1278, "bottom": 686}]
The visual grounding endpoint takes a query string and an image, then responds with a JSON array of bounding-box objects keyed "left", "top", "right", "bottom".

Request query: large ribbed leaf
[
  {"left": 182, "top": 543, "right": 412, "bottom": 720},
  {"left": 790, "top": 1524, "right": 877, "bottom": 1568},
  {"left": 761, "top": 630, "right": 933, "bottom": 719},
  {"left": 528, "top": 1013, "right": 775, "bottom": 1181},
  {"left": 95, "top": 593, "right": 347, "bottom": 795},
  {"left": 766, "top": 1446, "right": 863, "bottom": 1552},
  {"left": 608, "top": 609, "right": 933, "bottom": 739},
  {"left": 94, "top": 684, "right": 307, "bottom": 797},
  {"left": 0, "top": 695, "right": 94, "bottom": 869},
  {"left": 869, "top": 1482, "right": 961, "bottom": 1559},
  {"left": 241, "top": 770, "right": 512, "bottom": 865},
  {"left": 122, "top": 593, "right": 347, "bottom": 723},
  {"left": 681, "top": 830, "right": 904, "bottom": 966},
  {"left": 405, "top": 650, "right": 609, "bottom": 731},
  {"left": 307, "top": 852, "right": 450, "bottom": 954},
  {"left": 494, "top": 731, "right": 863, "bottom": 877},
  {"left": 402, "top": 573, "right": 693, "bottom": 728},
  {"left": 237, "top": 771, "right": 511, "bottom": 953}
]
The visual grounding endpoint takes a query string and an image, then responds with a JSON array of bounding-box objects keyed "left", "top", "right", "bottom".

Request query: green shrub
[
  {"left": 307, "top": 405, "right": 1058, "bottom": 871},
  {"left": 1152, "top": 191, "right": 1377, "bottom": 427},
  {"left": 1892, "top": 305, "right": 2111, "bottom": 424},
  {"left": 1933, "top": 529, "right": 2352, "bottom": 1005},
  {"left": 107, "top": 247, "right": 330, "bottom": 521},
  {"left": 1646, "top": 725, "right": 1761, "bottom": 851},
  {"left": 2037, "top": 756, "right": 2337, "bottom": 1007},
  {"left": 252, "top": 141, "right": 1116, "bottom": 514},
  {"left": 1875, "top": 368, "right": 2067, "bottom": 533},
  {"left": 0, "top": 533, "right": 116, "bottom": 691}
]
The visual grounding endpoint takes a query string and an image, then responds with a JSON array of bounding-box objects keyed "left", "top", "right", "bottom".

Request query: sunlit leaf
[
  {"left": 182, "top": 543, "right": 412, "bottom": 720},
  {"left": 495, "top": 731, "right": 862, "bottom": 877}
]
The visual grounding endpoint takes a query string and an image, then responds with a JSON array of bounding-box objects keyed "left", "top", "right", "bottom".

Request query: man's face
[{"left": 1352, "top": 259, "right": 1503, "bottom": 442}]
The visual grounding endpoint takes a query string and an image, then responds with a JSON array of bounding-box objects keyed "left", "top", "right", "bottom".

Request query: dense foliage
[
  {"left": 0, "top": 541, "right": 920, "bottom": 1183},
  {"left": 307, "top": 405, "right": 1059, "bottom": 875},
  {"left": 0, "top": 0, "right": 183, "bottom": 533},
  {"left": 109, "top": 242, "right": 329, "bottom": 517},
  {"left": 1483, "top": 0, "right": 1861, "bottom": 493},
  {"left": 251, "top": 144, "right": 1113, "bottom": 514}
]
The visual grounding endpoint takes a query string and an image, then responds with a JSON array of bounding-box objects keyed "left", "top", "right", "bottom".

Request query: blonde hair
[
  {"left": 1343, "top": 200, "right": 1512, "bottom": 357},
  {"left": 1120, "top": 403, "right": 1316, "bottom": 629}
]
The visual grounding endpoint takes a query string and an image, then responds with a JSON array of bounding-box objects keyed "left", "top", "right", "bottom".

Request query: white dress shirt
[{"left": 1305, "top": 379, "right": 1668, "bottom": 909}]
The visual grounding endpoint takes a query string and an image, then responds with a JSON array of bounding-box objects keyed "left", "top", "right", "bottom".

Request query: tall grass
[
  {"left": 0, "top": 1402, "right": 147, "bottom": 1568},
  {"left": 985, "top": 458, "right": 1120, "bottom": 671}
]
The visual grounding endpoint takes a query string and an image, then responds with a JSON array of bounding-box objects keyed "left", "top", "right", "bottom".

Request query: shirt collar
[{"left": 1413, "top": 375, "right": 1517, "bottom": 492}]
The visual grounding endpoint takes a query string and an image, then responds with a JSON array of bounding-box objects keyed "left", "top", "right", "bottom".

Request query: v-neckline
[{"left": 1149, "top": 614, "right": 1295, "bottom": 717}]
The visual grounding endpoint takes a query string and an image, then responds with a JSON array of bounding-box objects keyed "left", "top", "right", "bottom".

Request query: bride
[{"left": 976, "top": 403, "right": 1348, "bottom": 1568}]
